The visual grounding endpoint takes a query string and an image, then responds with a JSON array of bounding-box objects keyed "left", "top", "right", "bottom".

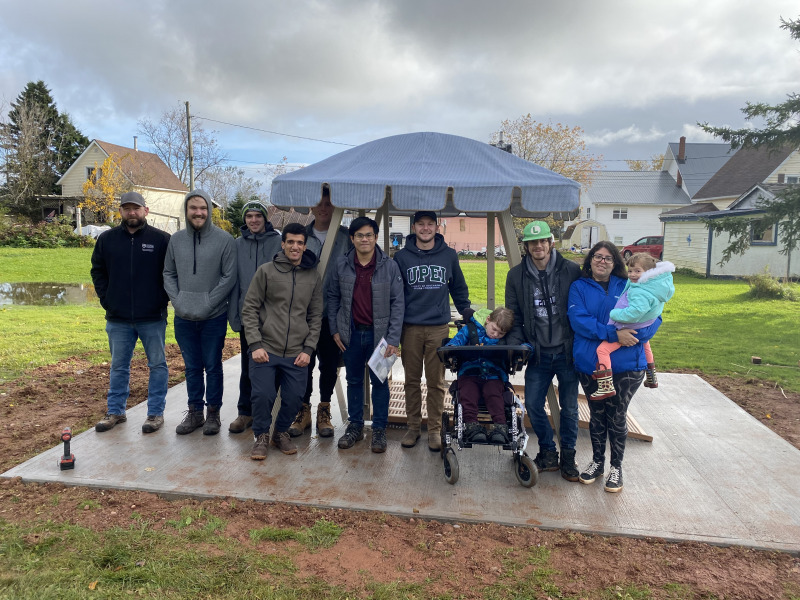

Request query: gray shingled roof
[
  {"left": 585, "top": 171, "right": 690, "bottom": 206},
  {"left": 666, "top": 142, "right": 737, "bottom": 198},
  {"left": 692, "top": 145, "right": 794, "bottom": 201}
]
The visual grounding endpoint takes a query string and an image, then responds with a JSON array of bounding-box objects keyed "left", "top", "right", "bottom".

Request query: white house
[{"left": 57, "top": 139, "right": 189, "bottom": 232}]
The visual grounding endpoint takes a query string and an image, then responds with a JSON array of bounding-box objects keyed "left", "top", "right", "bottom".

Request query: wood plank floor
[{"left": 4, "top": 358, "right": 799, "bottom": 553}]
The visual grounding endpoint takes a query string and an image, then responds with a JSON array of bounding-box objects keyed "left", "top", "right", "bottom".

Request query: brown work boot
[
  {"left": 141, "top": 415, "right": 164, "bottom": 434},
  {"left": 175, "top": 409, "right": 205, "bottom": 434},
  {"left": 287, "top": 404, "right": 311, "bottom": 437},
  {"left": 316, "top": 402, "right": 334, "bottom": 438},
  {"left": 95, "top": 413, "right": 126, "bottom": 432},
  {"left": 228, "top": 414, "right": 253, "bottom": 433},
  {"left": 427, "top": 429, "right": 442, "bottom": 452},
  {"left": 250, "top": 432, "right": 269, "bottom": 460},
  {"left": 203, "top": 407, "right": 221, "bottom": 435},
  {"left": 401, "top": 428, "right": 421, "bottom": 448},
  {"left": 271, "top": 430, "right": 298, "bottom": 455}
]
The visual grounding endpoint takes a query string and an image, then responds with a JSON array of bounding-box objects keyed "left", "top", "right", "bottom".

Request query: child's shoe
[
  {"left": 464, "top": 422, "right": 487, "bottom": 443},
  {"left": 590, "top": 364, "right": 616, "bottom": 400},
  {"left": 644, "top": 362, "right": 659, "bottom": 388},
  {"left": 488, "top": 423, "right": 509, "bottom": 444}
]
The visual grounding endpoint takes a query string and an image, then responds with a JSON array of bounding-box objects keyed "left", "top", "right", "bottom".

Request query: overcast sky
[{"left": 2, "top": 0, "right": 799, "bottom": 179}]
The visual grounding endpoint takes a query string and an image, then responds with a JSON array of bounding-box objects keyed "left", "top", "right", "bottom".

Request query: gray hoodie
[{"left": 163, "top": 189, "right": 237, "bottom": 321}]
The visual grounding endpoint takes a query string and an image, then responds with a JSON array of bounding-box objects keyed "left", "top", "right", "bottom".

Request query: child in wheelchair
[{"left": 445, "top": 306, "right": 516, "bottom": 445}]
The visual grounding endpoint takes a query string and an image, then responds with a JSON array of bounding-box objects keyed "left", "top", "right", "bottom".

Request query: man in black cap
[
  {"left": 393, "top": 210, "right": 473, "bottom": 451},
  {"left": 91, "top": 191, "right": 171, "bottom": 433}
]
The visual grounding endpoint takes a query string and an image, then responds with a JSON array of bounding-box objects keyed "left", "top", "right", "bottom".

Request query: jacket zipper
[{"left": 283, "top": 268, "right": 297, "bottom": 357}]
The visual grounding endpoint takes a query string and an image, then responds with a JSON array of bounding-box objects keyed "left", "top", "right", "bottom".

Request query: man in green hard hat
[{"left": 504, "top": 221, "right": 582, "bottom": 481}]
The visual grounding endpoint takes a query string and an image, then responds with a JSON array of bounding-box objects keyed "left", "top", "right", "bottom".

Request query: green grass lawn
[{"left": 1, "top": 250, "right": 798, "bottom": 392}]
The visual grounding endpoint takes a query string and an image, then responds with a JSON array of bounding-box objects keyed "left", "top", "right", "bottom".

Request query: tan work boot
[
  {"left": 401, "top": 428, "right": 421, "bottom": 448},
  {"left": 316, "top": 402, "right": 334, "bottom": 438},
  {"left": 229, "top": 414, "right": 253, "bottom": 434},
  {"left": 287, "top": 404, "right": 311, "bottom": 437},
  {"left": 427, "top": 429, "right": 442, "bottom": 452},
  {"left": 271, "top": 430, "right": 298, "bottom": 455}
]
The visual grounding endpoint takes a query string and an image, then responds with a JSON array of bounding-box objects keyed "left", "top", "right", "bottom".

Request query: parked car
[{"left": 621, "top": 236, "right": 663, "bottom": 260}]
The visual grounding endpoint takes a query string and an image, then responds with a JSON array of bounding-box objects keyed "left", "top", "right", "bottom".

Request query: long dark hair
[{"left": 581, "top": 241, "right": 627, "bottom": 279}]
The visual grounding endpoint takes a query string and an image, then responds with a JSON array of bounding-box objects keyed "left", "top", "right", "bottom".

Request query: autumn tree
[
  {"left": 0, "top": 81, "right": 88, "bottom": 218},
  {"left": 137, "top": 105, "right": 226, "bottom": 186},
  {"left": 491, "top": 114, "right": 602, "bottom": 240},
  {"left": 699, "top": 16, "right": 800, "bottom": 279},
  {"left": 81, "top": 154, "right": 132, "bottom": 223},
  {"left": 626, "top": 154, "right": 665, "bottom": 171},
  {"left": 199, "top": 165, "right": 262, "bottom": 208}
]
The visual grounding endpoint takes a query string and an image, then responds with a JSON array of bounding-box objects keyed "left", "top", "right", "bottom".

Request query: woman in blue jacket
[{"left": 567, "top": 241, "right": 661, "bottom": 493}]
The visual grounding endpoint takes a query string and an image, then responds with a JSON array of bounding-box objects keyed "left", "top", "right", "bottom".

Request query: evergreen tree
[{"left": 0, "top": 81, "right": 89, "bottom": 218}]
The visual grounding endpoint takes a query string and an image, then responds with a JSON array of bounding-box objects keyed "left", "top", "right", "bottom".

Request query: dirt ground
[{"left": 1, "top": 339, "right": 799, "bottom": 599}]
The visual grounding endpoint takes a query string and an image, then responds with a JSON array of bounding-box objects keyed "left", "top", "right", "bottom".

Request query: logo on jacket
[
  {"left": 141, "top": 243, "right": 155, "bottom": 252},
  {"left": 405, "top": 265, "right": 446, "bottom": 286}
]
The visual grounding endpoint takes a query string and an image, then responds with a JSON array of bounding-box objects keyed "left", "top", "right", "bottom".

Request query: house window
[
  {"left": 612, "top": 208, "right": 628, "bottom": 220},
  {"left": 751, "top": 221, "right": 777, "bottom": 245},
  {"left": 787, "top": 176, "right": 799, "bottom": 184},
  {"left": 388, "top": 216, "right": 393, "bottom": 228},
  {"left": 460, "top": 219, "right": 466, "bottom": 232},
  {"left": 614, "top": 236, "right": 624, "bottom": 245},
  {"left": 86, "top": 167, "right": 102, "bottom": 183},
  {"left": 586, "top": 207, "right": 591, "bottom": 220}
]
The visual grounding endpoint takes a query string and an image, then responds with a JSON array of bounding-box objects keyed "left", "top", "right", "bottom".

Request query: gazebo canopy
[{"left": 271, "top": 132, "right": 580, "bottom": 219}]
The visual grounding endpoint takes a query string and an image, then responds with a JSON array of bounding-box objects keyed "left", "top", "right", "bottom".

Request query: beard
[{"left": 125, "top": 216, "right": 144, "bottom": 229}]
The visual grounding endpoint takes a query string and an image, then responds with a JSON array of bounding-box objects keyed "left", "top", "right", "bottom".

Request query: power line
[{"left": 193, "top": 115, "right": 357, "bottom": 147}]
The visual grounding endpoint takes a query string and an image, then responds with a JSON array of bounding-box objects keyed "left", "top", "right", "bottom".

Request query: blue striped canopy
[{"left": 270, "top": 132, "right": 580, "bottom": 218}]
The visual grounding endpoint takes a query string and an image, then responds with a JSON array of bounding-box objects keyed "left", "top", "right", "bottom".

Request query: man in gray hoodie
[
  {"left": 227, "top": 201, "right": 282, "bottom": 434},
  {"left": 163, "top": 189, "right": 237, "bottom": 436}
]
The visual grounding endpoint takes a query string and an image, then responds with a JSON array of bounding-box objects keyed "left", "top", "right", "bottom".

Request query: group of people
[{"left": 90, "top": 187, "right": 673, "bottom": 494}]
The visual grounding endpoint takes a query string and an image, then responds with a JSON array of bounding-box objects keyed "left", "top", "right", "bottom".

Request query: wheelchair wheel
[
  {"left": 515, "top": 453, "right": 538, "bottom": 488},
  {"left": 440, "top": 412, "right": 450, "bottom": 458},
  {"left": 443, "top": 448, "right": 459, "bottom": 485}
]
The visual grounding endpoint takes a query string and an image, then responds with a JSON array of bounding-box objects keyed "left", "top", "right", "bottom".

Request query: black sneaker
[
  {"left": 560, "top": 448, "right": 580, "bottom": 482},
  {"left": 95, "top": 413, "right": 126, "bottom": 432},
  {"left": 464, "top": 422, "right": 487, "bottom": 443},
  {"left": 579, "top": 461, "right": 604, "bottom": 484},
  {"left": 533, "top": 448, "right": 560, "bottom": 472},
  {"left": 337, "top": 423, "right": 364, "bottom": 449},
  {"left": 488, "top": 423, "right": 509, "bottom": 445},
  {"left": 203, "top": 407, "right": 221, "bottom": 435},
  {"left": 176, "top": 409, "right": 205, "bottom": 435},
  {"left": 605, "top": 465, "right": 624, "bottom": 493},
  {"left": 371, "top": 428, "right": 387, "bottom": 453}
]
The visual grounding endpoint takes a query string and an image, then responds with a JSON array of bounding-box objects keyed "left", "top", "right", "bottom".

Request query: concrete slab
[{"left": 3, "top": 359, "right": 799, "bottom": 553}]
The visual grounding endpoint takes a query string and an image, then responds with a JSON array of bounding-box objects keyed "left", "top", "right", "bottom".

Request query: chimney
[
  {"left": 678, "top": 136, "right": 686, "bottom": 162},
  {"left": 133, "top": 136, "right": 138, "bottom": 151}
]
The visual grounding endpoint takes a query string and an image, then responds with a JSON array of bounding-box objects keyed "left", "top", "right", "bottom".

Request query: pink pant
[{"left": 596, "top": 340, "right": 653, "bottom": 371}]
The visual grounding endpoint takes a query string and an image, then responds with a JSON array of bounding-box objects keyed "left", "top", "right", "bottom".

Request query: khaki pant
[{"left": 400, "top": 323, "right": 450, "bottom": 433}]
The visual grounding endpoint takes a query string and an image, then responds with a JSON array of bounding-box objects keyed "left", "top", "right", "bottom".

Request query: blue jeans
[
  {"left": 342, "top": 324, "right": 389, "bottom": 429},
  {"left": 524, "top": 352, "right": 579, "bottom": 452},
  {"left": 174, "top": 313, "right": 227, "bottom": 410},
  {"left": 105, "top": 319, "right": 168, "bottom": 416},
  {"left": 250, "top": 354, "right": 307, "bottom": 437}
]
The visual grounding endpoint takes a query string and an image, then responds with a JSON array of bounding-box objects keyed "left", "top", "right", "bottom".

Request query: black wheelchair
[{"left": 436, "top": 344, "right": 537, "bottom": 487}]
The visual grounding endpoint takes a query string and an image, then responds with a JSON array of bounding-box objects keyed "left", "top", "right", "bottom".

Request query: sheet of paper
[{"left": 368, "top": 337, "right": 397, "bottom": 383}]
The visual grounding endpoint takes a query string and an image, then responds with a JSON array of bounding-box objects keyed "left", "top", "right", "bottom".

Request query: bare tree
[
  {"left": 137, "top": 106, "right": 227, "bottom": 186},
  {"left": 198, "top": 165, "right": 263, "bottom": 207}
]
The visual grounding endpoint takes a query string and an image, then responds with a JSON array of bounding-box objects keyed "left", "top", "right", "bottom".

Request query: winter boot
[
  {"left": 288, "top": 404, "right": 312, "bottom": 437},
  {"left": 203, "top": 407, "right": 221, "bottom": 435},
  {"left": 464, "top": 422, "right": 488, "bottom": 443},
  {"left": 316, "top": 402, "right": 334, "bottom": 438},
  {"left": 560, "top": 448, "right": 580, "bottom": 482},
  {"left": 644, "top": 363, "right": 659, "bottom": 388},
  {"left": 271, "top": 430, "right": 298, "bottom": 455},
  {"left": 590, "top": 364, "right": 616, "bottom": 400},
  {"left": 175, "top": 408, "right": 205, "bottom": 435},
  {"left": 488, "top": 423, "right": 509, "bottom": 445},
  {"left": 533, "top": 448, "right": 560, "bottom": 472}
]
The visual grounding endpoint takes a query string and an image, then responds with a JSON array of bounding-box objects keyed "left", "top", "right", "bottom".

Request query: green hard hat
[{"left": 522, "top": 221, "right": 552, "bottom": 242}]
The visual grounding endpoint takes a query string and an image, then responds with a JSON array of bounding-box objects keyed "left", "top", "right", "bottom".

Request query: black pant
[
  {"left": 237, "top": 330, "right": 253, "bottom": 416},
  {"left": 303, "top": 317, "right": 341, "bottom": 406}
]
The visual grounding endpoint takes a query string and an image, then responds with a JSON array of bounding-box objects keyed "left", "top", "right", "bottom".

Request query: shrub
[
  {"left": 747, "top": 268, "right": 798, "bottom": 301},
  {"left": 0, "top": 214, "right": 95, "bottom": 248}
]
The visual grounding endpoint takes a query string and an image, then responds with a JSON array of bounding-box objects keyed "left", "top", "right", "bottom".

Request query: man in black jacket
[
  {"left": 505, "top": 221, "right": 581, "bottom": 480},
  {"left": 90, "top": 192, "right": 171, "bottom": 433}
]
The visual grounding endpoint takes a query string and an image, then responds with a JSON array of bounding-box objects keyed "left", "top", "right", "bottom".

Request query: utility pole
[{"left": 185, "top": 101, "right": 194, "bottom": 191}]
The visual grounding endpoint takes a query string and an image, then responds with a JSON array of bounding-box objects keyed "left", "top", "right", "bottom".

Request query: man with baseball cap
[
  {"left": 504, "top": 220, "right": 581, "bottom": 480},
  {"left": 227, "top": 200, "right": 282, "bottom": 433},
  {"left": 91, "top": 191, "right": 172, "bottom": 433},
  {"left": 393, "top": 210, "right": 473, "bottom": 451}
]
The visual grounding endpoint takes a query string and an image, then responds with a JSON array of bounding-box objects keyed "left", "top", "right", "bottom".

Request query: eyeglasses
[
  {"left": 592, "top": 254, "right": 614, "bottom": 263},
  {"left": 353, "top": 233, "right": 375, "bottom": 240}
]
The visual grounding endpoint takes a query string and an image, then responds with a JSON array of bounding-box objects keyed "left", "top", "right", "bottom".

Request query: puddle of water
[{"left": 0, "top": 282, "right": 97, "bottom": 306}]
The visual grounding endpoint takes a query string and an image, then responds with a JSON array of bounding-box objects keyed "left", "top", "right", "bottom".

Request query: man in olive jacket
[{"left": 242, "top": 223, "right": 323, "bottom": 460}]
